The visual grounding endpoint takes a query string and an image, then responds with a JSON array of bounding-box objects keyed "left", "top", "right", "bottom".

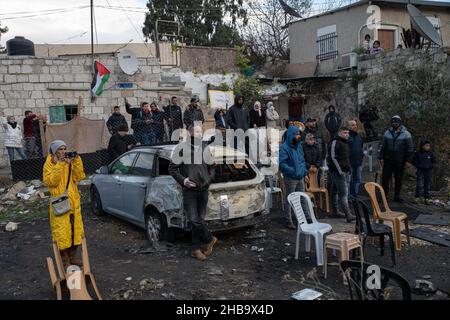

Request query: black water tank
[{"left": 6, "top": 36, "right": 35, "bottom": 56}]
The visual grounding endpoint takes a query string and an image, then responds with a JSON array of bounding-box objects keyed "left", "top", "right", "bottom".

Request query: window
[
  {"left": 213, "top": 161, "right": 256, "bottom": 183},
  {"left": 49, "top": 105, "right": 78, "bottom": 123},
  {"left": 157, "top": 157, "right": 171, "bottom": 176},
  {"left": 316, "top": 25, "right": 338, "bottom": 61},
  {"left": 129, "top": 152, "right": 154, "bottom": 176},
  {"left": 110, "top": 153, "right": 136, "bottom": 175}
]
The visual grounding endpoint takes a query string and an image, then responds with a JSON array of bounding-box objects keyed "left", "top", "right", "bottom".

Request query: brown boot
[
  {"left": 60, "top": 249, "right": 70, "bottom": 271},
  {"left": 202, "top": 236, "right": 218, "bottom": 256},
  {"left": 191, "top": 249, "right": 207, "bottom": 261},
  {"left": 69, "top": 245, "right": 82, "bottom": 266}
]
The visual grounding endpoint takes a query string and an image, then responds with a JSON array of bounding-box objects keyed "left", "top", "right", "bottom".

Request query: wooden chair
[
  {"left": 278, "top": 171, "right": 317, "bottom": 212},
  {"left": 306, "top": 169, "right": 330, "bottom": 213},
  {"left": 47, "top": 237, "right": 102, "bottom": 300},
  {"left": 364, "top": 182, "right": 410, "bottom": 251}
]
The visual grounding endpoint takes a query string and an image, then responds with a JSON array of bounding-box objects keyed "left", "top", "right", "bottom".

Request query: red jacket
[{"left": 23, "top": 114, "right": 37, "bottom": 138}]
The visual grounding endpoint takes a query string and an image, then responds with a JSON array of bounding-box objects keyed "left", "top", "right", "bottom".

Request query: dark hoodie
[
  {"left": 324, "top": 105, "right": 342, "bottom": 135},
  {"left": 279, "top": 126, "right": 307, "bottom": 179},
  {"left": 226, "top": 94, "right": 249, "bottom": 131},
  {"left": 168, "top": 138, "right": 216, "bottom": 191},
  {"left": 412, "top": 141, "right": 436, "bottom": 171}
]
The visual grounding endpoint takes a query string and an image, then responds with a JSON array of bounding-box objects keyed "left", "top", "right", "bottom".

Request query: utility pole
[{"left": 90, "top": 0, "right": 95, "bottom": 101}]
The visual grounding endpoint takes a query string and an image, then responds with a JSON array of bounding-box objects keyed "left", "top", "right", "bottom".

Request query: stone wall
[
  {"left": 180, "top": 46, "right": 239, "bottom": 74},
  {"left": 0, "top": 54, "right": 194, "bottom": 170},
  {"left": 356, "top": 47, "right": 450, "bottom": 105}
]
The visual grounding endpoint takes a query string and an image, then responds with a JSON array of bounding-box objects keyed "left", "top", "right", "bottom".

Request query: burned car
[{"left": 90, "top": 144, "right": 269, "bottom": 244}]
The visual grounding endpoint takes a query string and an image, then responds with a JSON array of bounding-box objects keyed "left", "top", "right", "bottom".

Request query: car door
[
  {"left": 100, "top": 152, "right": 138, "bottom": 216},
  {"left": 121, "top": 151, "right": 155, "bottom": 225}
]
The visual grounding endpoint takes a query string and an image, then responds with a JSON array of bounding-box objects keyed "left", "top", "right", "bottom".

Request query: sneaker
[
  {"left": 330, "top": 209, "right": 345, "bottom": 218},
  {"left": 191, "top": 249, "right": 207, "bottom": 261},
  {"left": 202, "top": 236, "right": 218, "bottom": 256}
]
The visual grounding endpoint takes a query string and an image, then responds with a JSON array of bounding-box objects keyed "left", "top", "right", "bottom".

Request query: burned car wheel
[
  {"left": 90, "top": 188, "right": 105, "bottom": 216},
  {"left": 145, "top": 210, "right": 174, "bottom": 246}
]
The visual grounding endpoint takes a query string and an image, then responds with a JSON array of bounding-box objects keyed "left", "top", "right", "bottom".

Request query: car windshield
[{"left": 213, "top": 161, "right": 256, "bottom": 183}]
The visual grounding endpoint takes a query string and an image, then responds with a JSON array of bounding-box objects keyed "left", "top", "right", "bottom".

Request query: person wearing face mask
[
  {"left": 379, "top": 115, "right": 414, "bottom": 202},
  {"left": 249, "top": 101, "right": 266, "bottom": 128},
  {"left": 43, "top": 140, "right": 86, "bottom": 270},
  {"left": 266, "top": 102, "right": 279, "bottom": 128},
  {"left": 0, "top": 112, "right": 27, "bottom": 162}
]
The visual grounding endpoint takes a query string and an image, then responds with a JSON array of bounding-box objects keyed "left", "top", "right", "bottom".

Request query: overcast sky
[{"left": 0, "top": 0, "right": 448, "bottom": 45}]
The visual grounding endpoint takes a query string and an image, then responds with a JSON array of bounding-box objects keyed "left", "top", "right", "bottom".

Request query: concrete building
[{"left": 289, "top": 0, "right": 450, "bottom": 67}]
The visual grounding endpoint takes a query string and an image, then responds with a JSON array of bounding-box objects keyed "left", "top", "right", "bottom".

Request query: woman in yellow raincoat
[{"left": 43, "top": 140, "right": 86, "bottom": 269}]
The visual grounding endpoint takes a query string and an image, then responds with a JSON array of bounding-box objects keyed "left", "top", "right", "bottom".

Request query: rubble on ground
[{"left": 5, "top": 222, "right": 18, "bottom": 232}]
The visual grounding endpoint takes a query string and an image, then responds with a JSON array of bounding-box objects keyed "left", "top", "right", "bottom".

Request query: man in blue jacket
[
  {"left": 279, "top": 125, "right": 309, "bottom": 229},
  {"left": 347, "top": 119, "right": 365, "bottom": 196},
  {"left": 379, "top": 115, "right": 414, "bottom": 202}
]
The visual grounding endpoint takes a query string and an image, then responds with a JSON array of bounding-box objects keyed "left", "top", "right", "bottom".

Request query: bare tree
[{"left": 240, "top": 0, "right": 311, "bottom": 64}]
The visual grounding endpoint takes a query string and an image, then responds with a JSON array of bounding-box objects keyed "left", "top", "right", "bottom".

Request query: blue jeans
[
  {"left": 141, "top": 132, "right": 152, "bottom": 145},
  {"left": 183, "top": 189, "right": 213, "bottom": 251},
  {"left": 415, "top": 169, "right": 432, "bottom": 199},
  {"left": 284, "top": 177, "right": 305, "bottom": 225},
  {"left": 6, "top": 147, "right": 27, "bottom": 161},
  {"left": 149, "top": 131, "right": 157, "bottom": 144},
  {"left": 328, "top": 171, "right": 350, "bottom": 213},
  {"left": 350, "top": 165, "right": 362, "bottom": 196}
]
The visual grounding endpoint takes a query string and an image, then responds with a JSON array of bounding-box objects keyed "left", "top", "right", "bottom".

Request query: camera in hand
[{"left": 64, "top": 151, "right": 78, "bottom": 158}]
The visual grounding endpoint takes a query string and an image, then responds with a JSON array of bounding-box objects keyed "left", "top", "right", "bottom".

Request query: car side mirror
[{"left": 97, "top": 165, "right": 109, "bottom": 174}]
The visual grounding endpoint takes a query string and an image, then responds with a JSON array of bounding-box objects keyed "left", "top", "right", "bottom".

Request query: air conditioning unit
[{"left": 337, "top": 52, "right": 357, "bottom": 70}]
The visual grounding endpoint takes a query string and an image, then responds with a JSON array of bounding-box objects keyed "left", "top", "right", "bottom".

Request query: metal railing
[{"left": 316, "top": 32, "right": 338, "bottom": 61}]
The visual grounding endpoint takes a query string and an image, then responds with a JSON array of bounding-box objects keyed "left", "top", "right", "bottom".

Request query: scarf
[
  {"left": 8, "top": 122, "right": 17, "bottom": 129},
  {"left": 254, "top": 102, "right": 262, "bottom": 117}
]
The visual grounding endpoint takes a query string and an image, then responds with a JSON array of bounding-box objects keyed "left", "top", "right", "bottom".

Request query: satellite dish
[
  {"left": 118, "top": 50, "right": 139, "bottom": 75},
  {"left": 278, "top": 0, "right": 302, "bottom": 18},
  {"left": 407, "top": 4, "right": 442, "bottom": 47}
]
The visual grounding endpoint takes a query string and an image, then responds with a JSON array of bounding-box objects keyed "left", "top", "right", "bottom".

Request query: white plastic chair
[
  {"left": 266, "top": 175, "right": 285, "bottom": 210},
  {"left": 287, "top": 192, "right": 332, "bottom": 266}
]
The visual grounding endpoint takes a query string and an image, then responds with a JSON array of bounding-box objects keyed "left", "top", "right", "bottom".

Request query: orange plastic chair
[
  {"left": 364, "top": 182, "right": 410, "bottom": 251},
  {"left": 306, "top": 170, "right": 330, "bottom": 213}
]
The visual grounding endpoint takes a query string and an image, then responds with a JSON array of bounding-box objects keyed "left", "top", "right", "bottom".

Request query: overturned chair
[{"left": 46, "top": 237, "right": 102, "bottom": 300}]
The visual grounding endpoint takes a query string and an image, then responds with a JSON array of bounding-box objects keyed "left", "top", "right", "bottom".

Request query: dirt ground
[{"left": 1, "top": 188, "right": 449, "bottom": 300}]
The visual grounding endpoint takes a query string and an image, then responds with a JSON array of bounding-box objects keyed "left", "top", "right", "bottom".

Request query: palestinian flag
[{"left": 91, "top": 61, "right": 110, "bottom": 97}]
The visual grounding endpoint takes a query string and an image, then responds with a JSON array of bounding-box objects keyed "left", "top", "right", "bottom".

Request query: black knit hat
[{"left": 420, "top": 140, "right": 430, "bottom": 148}]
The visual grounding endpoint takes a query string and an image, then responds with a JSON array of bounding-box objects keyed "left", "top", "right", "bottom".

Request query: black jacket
[
  {"left": 301, "top": 126, "right": 326, "bottom": 161},
  {"left": 348, "top": 130, "right": 364, "bottom": 167},
  {"left": 164, "top": 104, "right": 183, "bottom": 130},
  {"left": 183, "top": 105, "right": 204, "bottom": 128},
  {"left": 324, "top": 106, "right": 342, "bottom": 134},
  {"left": 327, "top": 137, "right": 351, "bottom": 174},
  {"left": 168, "top": 139, "right": 215, "bottom": 191},
  {"left": 249, "top": 109, "right": 266, "bottom": 128},
  {"left": 108, "top": 134, "right": 137, "bottom": 162},
  {"left": 379, "top": 125, "right": 414, "bottom": 163},
  {"left": 125, "top": 102, "right": 142, "bottom": 130},
  {"left": 412, "top": 151, "right": 436, "bottom": 170},
  {"left": 106, "top": 113, "right": 127, "bottom": 135},
  {"left": 134, "top": 111, "right": 153, "bottom": 134},
  {"left": 302, "top": 142, "right": 321, "bottom": 170},
  {"left": 226, "top": 94, "right": 249, "bottom": 130}
]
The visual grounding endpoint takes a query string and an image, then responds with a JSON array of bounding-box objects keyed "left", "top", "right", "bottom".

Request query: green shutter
[{"left": 49, "top": 105, "right": 66, "bottom": 124}]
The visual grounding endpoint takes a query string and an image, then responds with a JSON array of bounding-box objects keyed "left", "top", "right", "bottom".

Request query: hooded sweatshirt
[
  {"left": 279, "top": 126, "right": 307, "bottom": 179},
  {"left": 324, "top": 105, "right": 342, "bottom": 134},
  {"left": 226, "top": 94, "right": 249, "bottom": 131}
]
